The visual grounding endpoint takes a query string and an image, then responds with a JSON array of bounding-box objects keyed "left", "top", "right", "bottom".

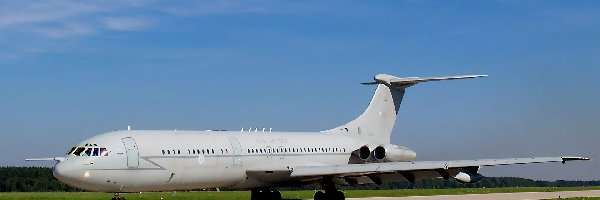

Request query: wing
[{"left": 289, "top": 157, "right": 589, "bottom": 185}]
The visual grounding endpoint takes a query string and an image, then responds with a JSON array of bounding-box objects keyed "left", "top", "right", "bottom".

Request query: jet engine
[
  {"left": 358, "top": 145, "right": 371, "bottom": 160},
  {"left": 454, "top": 167, "right": 484, "bottom": 183},
  {"left": 371, "top": 144, "right": 417, "bottom": 162}
]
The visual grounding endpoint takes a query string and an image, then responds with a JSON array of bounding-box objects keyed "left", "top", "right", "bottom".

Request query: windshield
[{"left": 69, "top": 146, "right": 108, "bottom": 157}]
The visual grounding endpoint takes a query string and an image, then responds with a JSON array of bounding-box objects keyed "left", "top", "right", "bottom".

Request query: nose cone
[
  {"left": 53, "top": 162, "right": 77, "bottom": 185},
  {"left": 53, "top": 161, "right": 93, "bottom": 190}
]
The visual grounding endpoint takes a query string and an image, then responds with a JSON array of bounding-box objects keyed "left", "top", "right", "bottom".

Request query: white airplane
[{"left": 28, "top": 74, "right": 589, "bottom": 200}]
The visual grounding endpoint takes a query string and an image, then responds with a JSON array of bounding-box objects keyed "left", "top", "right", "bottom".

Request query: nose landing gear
[{"left": 110, "top": 193, "right": 126, "bottom": 200}]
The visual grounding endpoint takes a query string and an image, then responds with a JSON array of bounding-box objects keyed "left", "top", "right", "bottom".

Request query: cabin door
[
  {"left": 228, "top": 137, "right": 243, "bottom": 166},
  {"left": 122, "top": 137, "right": 139, "bottom": 168}
]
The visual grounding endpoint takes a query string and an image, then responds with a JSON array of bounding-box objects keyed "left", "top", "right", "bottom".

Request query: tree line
[
  {"left": 1, "top": 166, "right": 598, "bottom": 192},
  {"left": 0, "top": 167, "right": 78, "bottom": 192}
]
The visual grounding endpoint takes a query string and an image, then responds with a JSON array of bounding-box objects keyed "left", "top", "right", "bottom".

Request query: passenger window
[
  {"left": 167, "top": 150, "right": 171, "bottom": 154},
  {"left": 162, "top": 150, "right": 165, "bottom": 155},
  {"left": 212, "top": 149, "right": 214, "bottom": 154},
  {"left": 178, "top": 150, "right": 181, "bottom": 154}
]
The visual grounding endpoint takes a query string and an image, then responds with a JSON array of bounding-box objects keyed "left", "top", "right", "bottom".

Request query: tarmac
[{"left": 347, "top": 190, "right": 600, "bottom": 200}]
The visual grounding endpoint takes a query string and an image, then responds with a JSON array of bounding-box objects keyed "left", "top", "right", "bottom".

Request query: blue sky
[{"left": 1, "top": 1, "right": 599, "bottom": 181}]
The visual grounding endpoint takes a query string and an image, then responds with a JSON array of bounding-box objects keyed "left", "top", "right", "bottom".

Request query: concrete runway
[{"left": 347, "top": 190, "right": 600, "bottom": 200}]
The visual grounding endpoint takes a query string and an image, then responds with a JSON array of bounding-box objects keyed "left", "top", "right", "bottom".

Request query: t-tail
[{"left": 324, "top": 74, "right": 487, "bottom": 144}]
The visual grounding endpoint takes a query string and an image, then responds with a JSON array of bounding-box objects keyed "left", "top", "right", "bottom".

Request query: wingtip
[
  {"left": 470, "top": 75, "right": 488, "bottom": 78},
  {"left": 361, "top": 82, "right": 378, "bottom": 85},
  {"left": 561, "top": 156, "right": 591, "bottom": 161}
]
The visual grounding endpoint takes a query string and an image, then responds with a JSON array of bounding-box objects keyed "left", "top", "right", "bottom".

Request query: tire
[
  {"left": 334, "top": 191, "right": 345, "bottom": 200},
  {"left": 314, "top": 191, "right": 326, "bottom": 200},
  {"left": 271, "top": 190, "right": 282, "bottom": 200},
  {"left": 251, "top": 190, "right": 263, "bottom": 200}
]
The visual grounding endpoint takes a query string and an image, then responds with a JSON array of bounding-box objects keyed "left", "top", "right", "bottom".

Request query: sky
[{"left": 0, "top": 0, "right": 599, "bottom": 181}]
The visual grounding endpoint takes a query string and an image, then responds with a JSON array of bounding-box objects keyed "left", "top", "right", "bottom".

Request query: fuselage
[{"left": 54, "top": 130, "right": 413, "bottom": 192}]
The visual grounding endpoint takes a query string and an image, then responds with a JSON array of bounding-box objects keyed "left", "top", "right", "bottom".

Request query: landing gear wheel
[
  {"left": 316, "top": 177, "right": 345, "bottom": 200},
  {"left": 110, "top": 193, "right": 126, "bottom": 200},
  {"left": 271, "top": 190, "right": 281, "bottom": 200},
  {"left": 333, "top": 191, "right": 345, "bottom": 200},
  {"left": 314, "top": 191, "right": 326, "bottom": 200},
  {"left": 269, "top": 190, "right": 282, "bottom": 200}
]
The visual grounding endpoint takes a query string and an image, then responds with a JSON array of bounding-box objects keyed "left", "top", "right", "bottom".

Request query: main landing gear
[
  {"left": 314, "top": 178, "right": 345, "bottom": 200},
  {"left": 250, "top": 188, "right": 282, "bottom": 200},
  {"left": 110, "top": 193, "right": 126, "bottom": 200}
]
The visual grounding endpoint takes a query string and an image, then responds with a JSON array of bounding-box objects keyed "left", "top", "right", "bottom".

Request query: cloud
[
  {"left": 158, "top": 0, "right": 272, "bottom": 16},
  {"left": 102, "top": 17, "right": 152, "bottom": 31},
  {"left": 28, "top": 23, "right": 96, "bottom": 38},
  {"left": 0, "top": 0, "right": 285, "bottom": 60},
  {"left": 0, "top": 1, "right": 101, "bottom": 28},
  {"left": 0, "top": 0, "right": 276, "bottom": 36}
]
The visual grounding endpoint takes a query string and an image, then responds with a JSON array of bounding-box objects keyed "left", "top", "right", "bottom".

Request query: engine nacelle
[
  {"left": 358, "top": 145, "right": 371, "bottom": 160},
  {"left": 372, "top": 144, "right": 417, "bottom": 162},
  {"left": 454, "top": 172, "right": 484, "bottom": 183}
]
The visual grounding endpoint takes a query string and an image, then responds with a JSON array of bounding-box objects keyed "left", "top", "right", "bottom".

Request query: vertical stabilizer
[{"left": 324, "top": 74, "right": 486, "bottom": 144}]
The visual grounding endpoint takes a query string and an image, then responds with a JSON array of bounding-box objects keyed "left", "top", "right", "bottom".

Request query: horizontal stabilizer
[{"left": 363, "top": 74, "right": 487, "bottom": 88}]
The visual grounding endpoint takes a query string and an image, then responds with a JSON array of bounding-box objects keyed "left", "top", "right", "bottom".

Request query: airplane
[{"left": 27, "top": 74, "right": 589, "bottom": 200}]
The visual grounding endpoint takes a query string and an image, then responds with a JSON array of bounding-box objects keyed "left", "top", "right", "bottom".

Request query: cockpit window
[
  {"left": 84, "top": 148, "right": 93, "bottom": 156},
  {"left": 73, "top": 147, "right": 86, "bottom": 156},
  {"left": 70, "top": 146, "right": 108, "bottom": 157},
  {"left": 92, "top": 148, "right": 99, "bottom": 156},
  {"left": 68, "top": 147, "right": 76, "bottom": 155},
  {"left": 100, "top": 148, "right": 108, "bottom": 156}
]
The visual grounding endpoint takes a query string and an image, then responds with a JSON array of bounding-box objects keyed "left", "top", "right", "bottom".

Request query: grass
[
  {"left": 557, "top": 198, "right": 600, "bottom": 200},
  {"left": 0, "top": 187, "right": 599, "bottom": 200}
]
